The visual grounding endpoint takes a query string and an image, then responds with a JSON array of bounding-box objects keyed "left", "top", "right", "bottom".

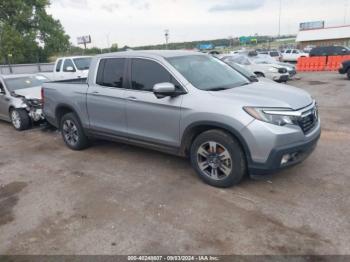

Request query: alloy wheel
[
  {"left": 197, "top": 141, "right": 232, "bottom": 180},
  {"left": 62, "top": 120, "right": 79, "bottom": 146},
  {"left": 11, "top": 110, "right": 21, "bottom": 129}
]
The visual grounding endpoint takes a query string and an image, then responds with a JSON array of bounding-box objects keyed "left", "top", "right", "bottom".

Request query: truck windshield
[
  {"left": 73, "top": 57, "right": 92, "bottom": 70},
  {"left": 167, "top": 55, "right": 250, "bottom": 91},
  {"left": 5, "top": 76, "right": 48, "bottom": 92}
]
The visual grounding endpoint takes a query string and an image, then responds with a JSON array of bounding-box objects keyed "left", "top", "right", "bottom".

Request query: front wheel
[
  {"left": 190, "top": 130, "right": 246, "bottom": 188},
  {"left": 10, "top": 109, "right": 31, "bottom": 131},
  {"left": 60, "top": 113, "right": 90, "bottom": 150}
]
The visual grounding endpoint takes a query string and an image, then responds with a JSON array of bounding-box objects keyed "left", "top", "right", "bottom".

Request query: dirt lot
[{"left": 0, "top": 72, "right": 349, "bottom": 255}]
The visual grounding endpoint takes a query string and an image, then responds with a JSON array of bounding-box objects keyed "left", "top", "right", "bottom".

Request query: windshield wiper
[{"left": 206, "top": 87, "right": 229, "bottom": 91}]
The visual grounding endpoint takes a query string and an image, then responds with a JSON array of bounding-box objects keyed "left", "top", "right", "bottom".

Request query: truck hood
[
  {"left": 209, "top": 81, "right": 313, "bottom": 110},
  {"left": 13, "top": 86, "right": 42, "bottom": 100}
]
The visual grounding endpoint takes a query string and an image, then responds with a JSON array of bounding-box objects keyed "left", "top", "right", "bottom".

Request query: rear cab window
[{"left": 56, "top": 59, "right": 63, "bottom": 72}]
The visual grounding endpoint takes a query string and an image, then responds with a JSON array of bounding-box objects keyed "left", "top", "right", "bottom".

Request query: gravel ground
[{"left": 0, "top": 72, "right": 349, "bottom": 255}]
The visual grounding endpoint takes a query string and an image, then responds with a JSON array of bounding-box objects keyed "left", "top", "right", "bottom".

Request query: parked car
[
  {"left": 221, "top": 59, "right": 275, "bottom": 83},
  {"left": 257, "top": 50, "right": 282, "bottom": 61},
  {"left": 281, "top": 49, "right": 308, "bottom": 62},
  {"left": 251, "top": 55, "right": 297, "bottom": 78},
  {"left": 338, "top": 60, "right": 350, "bottom": 79},
  {"left": 43, "top": 51, "right": 320, "bottom": 188},
  {"left": 0, "top": 74, "right": 48, "bottom": 130},
  {"left": 310, "top": 46, "right": 350, "bottom": 57},
  {"left": 41, "top": 56, "right": 92, "bottom": 81},
  {"left": 303, "top": 45, "right": 316, "bottom": 53},
  {"left": 221, "top": 55, "right": 289, "bottom": 82}
]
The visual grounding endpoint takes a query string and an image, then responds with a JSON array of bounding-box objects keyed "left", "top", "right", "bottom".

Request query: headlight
[
  {"left": 244, "top": 107, "right": 299, "bottom": 126},
  {"left": 268, "top": 67, "right": 278, "bottom": 73}
]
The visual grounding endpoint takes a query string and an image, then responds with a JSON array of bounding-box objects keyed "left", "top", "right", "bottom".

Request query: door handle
[
  {"left": 127, "top": 96, "right": 137, "bottom": 101},
  {"left": 91, "top": 91, "right": 100, "bottom": 94}
]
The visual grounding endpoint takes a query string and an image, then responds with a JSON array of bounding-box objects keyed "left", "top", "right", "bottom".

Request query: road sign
[{"left": 299, "top": 21, "right": 325, "bottom": 31}]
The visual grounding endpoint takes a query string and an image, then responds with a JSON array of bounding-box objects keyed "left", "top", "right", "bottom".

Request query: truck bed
[{"left": 49, "top": 77, "right": 88, "bottom": 84}]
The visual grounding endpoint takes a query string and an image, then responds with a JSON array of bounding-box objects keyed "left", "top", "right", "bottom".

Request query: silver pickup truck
[{"left": 43, "top": 51, "right": 321, "bottom": 188}]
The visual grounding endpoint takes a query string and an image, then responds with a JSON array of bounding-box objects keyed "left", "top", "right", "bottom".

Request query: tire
[
  {"left": 10, "top": 109, "right": 31, "bottom": 131},
  {"left": 190, "top": 129, "right": 246, "bottom": 188},
  {"left": 347, "top": 69, "right": 350, "bottom": 80},
  {"left": 60, "top": 113, "right": 89, "bottom": 150}
]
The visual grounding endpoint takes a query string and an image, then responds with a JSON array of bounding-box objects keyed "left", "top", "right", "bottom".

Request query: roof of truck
[
  {"left": 56, "top": 56, "right": 92, "bottom": 60},
  {"left": 96, "top": 50, "right": 205, "bottom": 59}
]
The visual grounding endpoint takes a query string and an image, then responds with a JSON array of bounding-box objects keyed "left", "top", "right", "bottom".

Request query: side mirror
[
  {"left": 65, "top": 66, "right": 75, "bottom": 72},
  {"left": 250, "top": 75, "right": 259, "bottom": 82},
  {"left": 153, "top": 82, "right": 177, "bottom": 99}
]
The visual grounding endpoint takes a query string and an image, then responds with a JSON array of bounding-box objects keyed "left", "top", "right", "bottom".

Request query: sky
[{"left": 48, "top": 0, "right": 350, "bottom": 48}]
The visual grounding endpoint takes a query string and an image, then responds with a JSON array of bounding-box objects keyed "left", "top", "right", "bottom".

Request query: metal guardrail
[{"left": 0, "top": 63, "right": 54, "bottom": 75}]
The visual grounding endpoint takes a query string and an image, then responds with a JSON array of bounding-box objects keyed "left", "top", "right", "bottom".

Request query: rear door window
[
  {"left": 285, "top": 50, "right": 292, "bottom": 54},
  {"left": 96, "top": 58, "right": 125, "bottom": 88}
]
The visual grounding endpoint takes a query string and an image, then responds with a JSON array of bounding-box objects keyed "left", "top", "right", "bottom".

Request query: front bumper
[
  {"left": 248, "top": 131, "right": 320, "bottom": 176},
  {"left": 338, "top": 68, "right": 346, "bottom": 74},
  {"left": 288, "top": 69, "right": 297, "bottom": 77},
  {"left": 271, "top": 73, "right": 289, "bottom": 82},
  {"left": 28, "top": 108, "right": 44, "bottom": 122},
  {"left": 240, "top": 111, "right": 321, "bottom": 176}
]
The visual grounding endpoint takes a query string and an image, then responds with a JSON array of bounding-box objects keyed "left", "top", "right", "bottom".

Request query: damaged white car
[{"left": 0, "top": 74, "right": 48, "bottom": 130}]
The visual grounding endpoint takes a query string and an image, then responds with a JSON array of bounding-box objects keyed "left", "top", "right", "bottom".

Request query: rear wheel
[
  {"left": 347, "top": 69, "right": 350, "bottom": 80},
  {"left": 190, "top": 130, "right": 246, "bottom": 188},
  {"left": 60, "top": 113, "right": 89, "bottom": 150},
  {"left": 10, "top": 109, "right": 31, "bottom": 131}
]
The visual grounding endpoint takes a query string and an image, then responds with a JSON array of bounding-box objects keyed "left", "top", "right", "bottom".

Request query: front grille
[
  {"left": 289, "top": 70, "right": 296, "bottom": 77},
  {"left": 298, "top": 105, "right": 318, "bottom": 134},
  {"left": 278, "top": 68, "right": 287, "bottom": 74}
]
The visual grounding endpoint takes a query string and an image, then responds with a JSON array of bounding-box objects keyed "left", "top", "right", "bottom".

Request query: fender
[{"left": 180, "top": 121, "right": 253, "bottom": 165}]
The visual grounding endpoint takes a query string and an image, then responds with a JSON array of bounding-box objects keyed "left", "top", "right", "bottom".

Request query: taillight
[{"left": 41, "top": 88, "right": 44, "bottom": 105}]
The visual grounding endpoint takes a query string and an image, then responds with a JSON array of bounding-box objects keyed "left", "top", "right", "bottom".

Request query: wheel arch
[
  {"left": 55, "top": 104, "right": 80, "bottom": 128},
  {"left": 254, "top": 71, "right": 265, "bottom": 77},
  {"left": 180, "top": 121, "right": 252, "bottom": 163}
]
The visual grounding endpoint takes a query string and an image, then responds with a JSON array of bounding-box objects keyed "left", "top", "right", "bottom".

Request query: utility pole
[
  {"left": 164, "top": 29, "right": 169, "bottom": 49},
  {"left": 0, "top": 21, "right": 3, "bottom": 65},
  {"left": 344, "top": 0, "right": 349, "bottom": 24},
  {"left": 278, "top": 0, "right": 282, "bottom": 37}
]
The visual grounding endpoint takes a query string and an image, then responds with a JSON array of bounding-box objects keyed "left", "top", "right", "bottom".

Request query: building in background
[{"left": 296, "top": 25, "right": 350, "bottom": 48}]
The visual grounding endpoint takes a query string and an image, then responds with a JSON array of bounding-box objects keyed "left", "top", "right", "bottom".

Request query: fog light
[{"left": 281, "top": 154, "right": 292, "bottom": 166}]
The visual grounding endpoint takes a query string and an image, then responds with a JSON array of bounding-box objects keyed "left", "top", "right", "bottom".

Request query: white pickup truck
[
  {"left": 281, "top": 49, "right": 308, "bottom": 62},
  {"left": 40, "top": 56, "right": 92, "bottom": 81}
]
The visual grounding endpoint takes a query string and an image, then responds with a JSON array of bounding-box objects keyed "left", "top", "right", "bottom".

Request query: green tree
[
  {"left": 110, "top": 43, "right": 118, "bottom": 52},
  {"left": 0, "top": 0, "right": 70, "bottom": 64}
]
